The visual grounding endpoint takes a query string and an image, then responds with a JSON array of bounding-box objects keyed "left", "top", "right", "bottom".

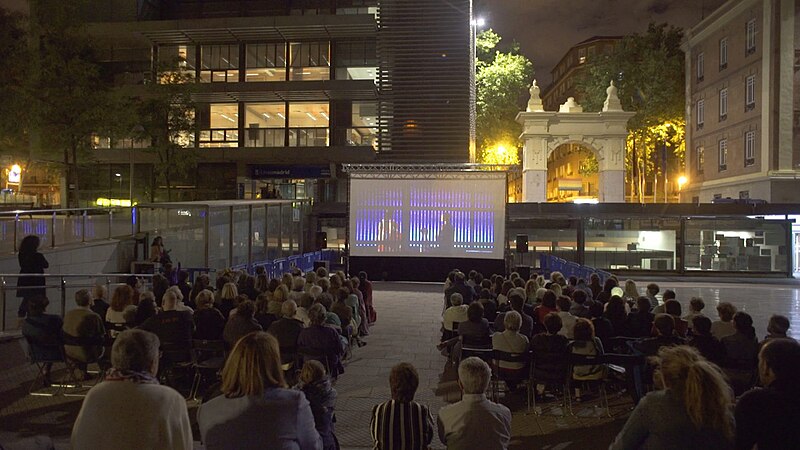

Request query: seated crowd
[{"left": 20, "top": 265, "right": 800, "bottom": 449}]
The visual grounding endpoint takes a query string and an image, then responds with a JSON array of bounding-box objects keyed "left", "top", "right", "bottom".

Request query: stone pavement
[{"left": 1, "top": 278, "right": 800, "bottom": 449}]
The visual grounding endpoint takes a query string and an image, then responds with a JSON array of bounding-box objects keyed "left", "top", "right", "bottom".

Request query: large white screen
[{"left": 349, "top": 173, "right": 506, "bottom": 259}]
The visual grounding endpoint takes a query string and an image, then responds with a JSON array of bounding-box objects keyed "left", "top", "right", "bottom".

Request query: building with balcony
[
  {"left": 541, "top": 36, "right": 621, "bottom": 112},
  {"left": 72, "top": 0, "right": 474, "bottom": 206},
  {"left": 683, "top": 0, "right": 800, "bottom": 203}
]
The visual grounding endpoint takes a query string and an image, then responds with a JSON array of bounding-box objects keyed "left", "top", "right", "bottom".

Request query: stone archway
[{"left": 516, "top": 80, "right": 634, "bottom": 203}]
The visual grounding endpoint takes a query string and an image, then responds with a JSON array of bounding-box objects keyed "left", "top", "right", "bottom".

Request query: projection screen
[{"left": 349, "top": 172, "right": 506, "bottom": 259}]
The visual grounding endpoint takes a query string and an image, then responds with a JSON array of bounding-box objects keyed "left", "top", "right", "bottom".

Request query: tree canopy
[
  {"left": 577, "top": 23, "right": 686, "bottom": 202},
  {"left": 475, "top": 29, "right": 533, "bottom": 164}
]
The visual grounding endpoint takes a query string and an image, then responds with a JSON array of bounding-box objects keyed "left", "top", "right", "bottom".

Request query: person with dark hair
[
  {"left": 604, "top": 295, "right": 629, "bottom": 337},
  {"left": 298, "top": 304, "right": 344, "bottom": 377},
  {"left": 644, "top": 283, "right": 659, "bottom": 312},
  {"left": 478, "top": 288, "right": 498, "bottom": 322},
  {"left": 588, "top": 274, "right": 602, "bottom": 300},
  {"left": 459, "top": 302, "right": 491, "bottom": 342},
  {"left": 555, "top": 295, "right": 577, "bottom": 339},
  {"left": 684, "top": 297, "right": 706, "bottom": 331},
  {"left": 569, "top": 319, "right": 605, "bottom": 401},
  {"left": 688, "top": 316, "right": 726, "bottom": 365},
  {"left": 531, "top": 313, "right": 569, "bottom": 397},
  {"left": 189, "top": 274, "right": 211, "bottom": 306},
  {"left": 625, "top": 297, "right": 655, "bottom": 338},
  {"left": 21, "top": 295, "right": 63, "bottom": 384},
  {"left": 653, "top": 289, "right": 676, "bottom": 315},
  {"left": 595, "top": 278, "right": 618, "bottom": 304},
  {"left": 16, "top": 235, "right": 49, "bottom": 319},
  {"left": 610, "top": 346, "right": 734, "bottom": 449},
  {"left": 735, "top": 339, "right": 800, "bottom": 450},
  {"left": 712, "top": 302, "right": 737, "bottom": 340},
  {"left": 71, "top": 330, "right": 192, "bottom": 450},
  {"left": 151, "top": 273, "right": 169, "bottom": 308},
  {"left": 193, "top": 290, "right": 225, "bottom": 341},
  {"left": 534, "top": 290, "right": 558, "bottom": 324},
  {"left": 722, "top": 311, "right": 759, "bottom": 395},
  {"left": 371, "top": 363, "right": 434, "bottom": 450},
  {"left": 133, "top": 292, "right": 157, "bottom": 326},
  {"left": 295, "top": 360, "right": 337, "bottom": 450},
  {"left": 663, "top": 299, "right": 688, "bottom": 337},
  {"left": 223, "top": 300, "right": 263, "bottom": 349},
  {"left": 763, "top": 314, "right": 794, "bottom": 343},
  {"left": 198, "top": 332, "right": 321, "bottom": 449},
  {"left": 569, "top": 289, "right": 591, "bottom": 318},
  {"left": 445, "top": 272, "right": 475, "bottom": 307},
  {"left": 634, "top": 314, "right": 685, "bottom": 357},
  {"left": 589, "top": 300, "right": 615, "bottom": 347},
  {"left": 149, "top": 236, "right": 166, "bottom": 263},
  {"left": 91, "top": 285, "right": 110, "bottom": 320},
  {"left": 175, "top": 270, "right": 192, "bottom": 308}
]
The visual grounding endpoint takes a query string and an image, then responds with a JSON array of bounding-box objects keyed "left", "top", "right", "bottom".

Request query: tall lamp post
[{"left": 470, "top": 16, "right": 486, "bottom": 162}]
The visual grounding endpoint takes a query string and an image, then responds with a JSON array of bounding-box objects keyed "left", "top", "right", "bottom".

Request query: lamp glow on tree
[
  {"left": 480, "top": 143, "right": 520, "bottom": 165},
  {"left": 677, "top": 175, "right": 688, "bottom": 190}
]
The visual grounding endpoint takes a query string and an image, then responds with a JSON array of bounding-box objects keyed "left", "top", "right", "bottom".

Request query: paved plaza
[{"left": 0, "top": 278, "right": 799, "bottom": 449}]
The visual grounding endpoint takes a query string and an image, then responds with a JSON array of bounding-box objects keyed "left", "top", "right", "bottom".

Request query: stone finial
[
  {"left": 526, "top": 79, "right": 544, "bottom": 112},
  {"left": 559, "top": 97, "right": 584, "bottom": 113},
  {"left": 603, "top": 80, "right": 623, "bottom": 112}
]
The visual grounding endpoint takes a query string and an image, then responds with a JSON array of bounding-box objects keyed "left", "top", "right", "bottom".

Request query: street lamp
[{"left": 677, "top": 175, "right": 688, "bottom": 190}]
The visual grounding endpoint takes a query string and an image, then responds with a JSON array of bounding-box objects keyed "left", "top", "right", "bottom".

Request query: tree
[
  {"left": 577, "top": 23, "right": 686, "bottom": 202},
  {"left": 475, "top": 29, "right": 533, "bottom": 164},
  {"left": 130, "top": 64, "right": 197, "bottom": 202},
  {"left": 28, "top": 1, "right": 112, "bottom": 207}
]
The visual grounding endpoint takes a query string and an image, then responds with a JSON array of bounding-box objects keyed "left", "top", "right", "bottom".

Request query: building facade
[
  {"left": 75, "top": 0, "right": 473, "bottom": 205},
  {"left": 683, "top": 0, "right": 800, "bottom": 203},
  {"left": 541, "top": 36, "right": 621, "bottom": 112}
]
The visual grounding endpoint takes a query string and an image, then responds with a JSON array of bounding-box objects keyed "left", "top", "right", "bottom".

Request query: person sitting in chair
[
  {"left": 63, "top": 289, "right": 106, "bottom": 379},
  {"left": 22, "top": 295, "right": 63, "bottom": 386}
]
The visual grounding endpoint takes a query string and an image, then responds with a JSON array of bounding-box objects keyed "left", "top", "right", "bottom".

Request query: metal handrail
[
  {"left": 0, "top": 272, "right": 156, "bottom": 333},
  {"left": 0, "top": 207, "right": 127, "bottom": 216}
]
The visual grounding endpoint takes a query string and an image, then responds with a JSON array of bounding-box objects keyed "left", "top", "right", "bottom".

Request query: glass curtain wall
[
  {"left": 348, "top": 101, "right": 378, "bottom": 149},
  {"left": 334, "top": 40, "right": 377, "bottom": 81},
  {"left": 289, "top": 42, "right": 330, "bottom": 81},
  {"left": 685, "top": 218, "right": 789, "bottom": 272},
  {"left": 200, "top": 44, "right": 239, "bottom": 82},
  {"left": 289, "top": 102, "right": 329, "bottom": 146},
  {"left": 245, "top": 43, "right": 287, "bottom": 81},
  {"left": 244, "top": 103, "right": 286, "bottom": 147},
  {"left": 584, "top": 218, "right": 679, "bottom": 270}
]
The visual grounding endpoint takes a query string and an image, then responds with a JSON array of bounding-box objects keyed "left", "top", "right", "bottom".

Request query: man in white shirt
[
  {"left": 437, "top": 357, "right": 512, "bottom": 450},
  {"left": 71, "top": 329, "right": 192, "bottom": 450}
]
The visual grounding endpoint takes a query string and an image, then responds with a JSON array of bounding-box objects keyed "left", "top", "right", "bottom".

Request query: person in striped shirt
[{"left": 370, "top": 363, "right": 434, "bottom": 450}]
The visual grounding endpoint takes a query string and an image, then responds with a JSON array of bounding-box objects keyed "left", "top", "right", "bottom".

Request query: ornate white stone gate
[{"left": 516, "top": 80, "right": 634, "bottom": 202}]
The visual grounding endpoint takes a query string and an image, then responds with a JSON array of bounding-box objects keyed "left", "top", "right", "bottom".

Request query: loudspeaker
[
  {"left": 515, "top": 265, "right": 532, "bottom": 280},
  {"left": 315, "top": 231, "right": 328, "bottom": 250},
  {"left": 515, "top": 234, "right": 529, "bottom": 253}
]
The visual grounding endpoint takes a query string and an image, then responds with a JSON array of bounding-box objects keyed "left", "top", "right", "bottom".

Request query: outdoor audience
[
  {"left": 30, "top": 262, "right": 800, "bottom": 450},
  {"left": 71, "top": 329, "right": 192, "bottom": 450}
]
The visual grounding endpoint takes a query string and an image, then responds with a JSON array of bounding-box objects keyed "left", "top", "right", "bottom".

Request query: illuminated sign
[
  {"left": 8, "top": 164, "right": 21, "bottom": 183},
  {"left": 96, "top": 197, "right": 133, "bottom": 207}
]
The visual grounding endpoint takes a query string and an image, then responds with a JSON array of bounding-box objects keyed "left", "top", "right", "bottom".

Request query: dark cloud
[{"left": 478, "top": 0, "right": 726, "bottom": 88}]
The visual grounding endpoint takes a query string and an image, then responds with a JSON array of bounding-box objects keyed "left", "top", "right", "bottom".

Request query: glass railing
[
  {"left": 289, "top": 127, "right": 329, "bottom": 147},
  {"left": 0, "top": 207, "right": 135, "bottom": 255}
]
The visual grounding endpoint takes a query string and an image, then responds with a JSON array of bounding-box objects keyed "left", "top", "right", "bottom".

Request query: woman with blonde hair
[
  {"left": 610, "top": 346, "right": 734, "bottom": 449},
  {"left": 197, "top": 332, "right": 321, "bottom": 449},
  {"left": 217, "top": 282, "right": 238, "bottom": 319},
  {"left": 623, "top": 279, "right": 638, "bottom": 304}
]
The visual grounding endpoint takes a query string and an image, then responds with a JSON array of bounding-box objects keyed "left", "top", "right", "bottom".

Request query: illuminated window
[
  {"left": 697, "top": 146, "right": 704, "bottom": 174},
  {"left": 157, "top": 45, "right": 196, "bottom": 82},
  {"left": 199, "top": 103, "right": 239, "bottom": 147},
  {"left": 289, "top": 42, "right": 330, "bottom": 81},
  {"left": 718, "top": 139, "right": 728, "bottom": 171},
  {"left": 745, "top": 130, "right": 755, "bottom": 166},
  {"left": 245, "top": 43, "right": 286, "bottom": 82},
  {"left": 200, "top": 45, "right": 239, "bottom": 83},
  {"left": 289, "top": 102, "right": 329, "bottom": 146},
  {"left": 244, "top": 103, "right": 286, "bottom": 147}
]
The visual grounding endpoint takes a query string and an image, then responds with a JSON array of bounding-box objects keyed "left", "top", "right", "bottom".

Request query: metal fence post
[
  {"left": 0, "top": 277, "right": 6, "bottom": 333},
  {"left": 247, "top": 205, "right": 253, "bottom": 273},
  {"left": 13, "top": 214, "right": 18, "bottom": 253},
  {"left": 82, "top": 209, "right": 87, "bottom": 243},
  {"left": 108, "top": 210, "right": 113, "bottom": 239},
  {"left": 60, "top": 276, "right": 66, "bottom": 318},
  {"left": 51, "top": 211, "right": 56, "bottom": 248}
]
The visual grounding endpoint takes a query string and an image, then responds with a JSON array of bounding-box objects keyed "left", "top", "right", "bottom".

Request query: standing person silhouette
[
  {"left": 438, "top": 212, "right": 455, "bottom": 254},
  {"left": 16, "top": 235, "right": 49, "bottom": 320},
  {"left": 377, "top": 210, "right": 401, "bottom": 253}
]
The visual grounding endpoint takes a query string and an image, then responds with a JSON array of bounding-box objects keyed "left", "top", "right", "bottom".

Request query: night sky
[{"left": 477, "top": 0, "right": 727, "bottom": 88}]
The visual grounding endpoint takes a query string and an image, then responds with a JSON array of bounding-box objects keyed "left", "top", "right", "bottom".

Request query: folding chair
[
  {"left": 491, "top": 350, "right": 531, "bottom": 407},
  {"left": 189, "top": 339, "right": 227, "bottom": 401},
  {"left": 459, "top": 334, "right": 493, "bottom": 365},
  {"left": 567, "top": 353, "right": 611, "bottom": 417},
  {"left": 159, "top": 342, "right": 194, "bottom": 393},
  {"left": 530, "top": 351, "right": 570, "bottom": 415},
  {"left": 299, "top": 347, "right": 338, "bottom": 380},
  {"left": 23, "top": 335, "right": 74, "bottom": 396}
]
